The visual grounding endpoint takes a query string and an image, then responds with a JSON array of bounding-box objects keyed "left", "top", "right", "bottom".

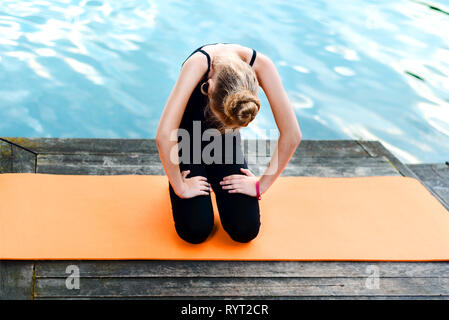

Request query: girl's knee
[
  {"left": 175, "top": 220, "right": 213, "bottom": 244},
  {"left": 226, "top": 222, "right": 260, "bottom": 243}
]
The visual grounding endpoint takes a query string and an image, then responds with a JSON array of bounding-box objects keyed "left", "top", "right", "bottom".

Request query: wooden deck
[{"left": 0, "top": 137, "right": 448, "bottom": 300}]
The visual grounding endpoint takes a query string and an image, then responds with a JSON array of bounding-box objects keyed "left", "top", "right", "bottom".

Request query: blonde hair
[{"left": 204, "top": 52, "right": 261, "bottom": 133}]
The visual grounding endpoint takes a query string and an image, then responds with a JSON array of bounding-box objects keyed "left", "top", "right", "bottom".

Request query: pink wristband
[{"left": 256, "top": 181, "right": 261, "bottom": 200}]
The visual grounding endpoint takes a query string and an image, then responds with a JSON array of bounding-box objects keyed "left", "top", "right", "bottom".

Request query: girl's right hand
[{"left": 177, "top": 170, "right": 212, "bottom": 199}]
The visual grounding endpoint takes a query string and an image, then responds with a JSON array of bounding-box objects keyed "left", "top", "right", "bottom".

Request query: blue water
[{"left": 1, "top": 0, "right": 449, "bottom": 164}]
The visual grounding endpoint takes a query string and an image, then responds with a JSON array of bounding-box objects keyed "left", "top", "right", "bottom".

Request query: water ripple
[{"left": 0, "top": 0, "right": 448, "bottom": 163}]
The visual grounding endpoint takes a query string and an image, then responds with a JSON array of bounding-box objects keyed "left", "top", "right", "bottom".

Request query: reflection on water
[{"left": 0, "top": 0, "right": 448, "bottom": 163}]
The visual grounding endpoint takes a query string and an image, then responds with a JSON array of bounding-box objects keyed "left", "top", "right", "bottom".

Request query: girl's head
[{"left": 202, "top": 52, "right": 261, "bottom": 133}]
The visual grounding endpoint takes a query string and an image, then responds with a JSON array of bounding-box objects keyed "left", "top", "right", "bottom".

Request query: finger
[
  {"left": 223, "top": 174, "right": 243, "bottom": 181},
  {"left": 222, "top": 184, "right": 236, "bottom": 190},
  {"left": 181, "top": 170, "right": 190, "bottom": 178},
  {"left": 200, "top": 185, "right": 210, "bottom": 191},
  {"left": 228, "top": 189, "right": 242, "bottom": 193},
  {"left": 220, "top": 177, "right": 241, "bottom": 185},
  {"left": 199, "top": 191, "right": 209, "bottom": 196},
  {"left": 196, "top": 176, "right": 208, "bottom": 182},
  {"left": 199, "top": 184, "right": 211, "bottom": 190},
  {"left": 224, "top": 181, "right": 240, "bottom": 187},
  {"left": 240, "top": 168, "right": 254, "bottom": 177},
  {"left": 201, "top": 181, "right": 211, "bottom": 188}
]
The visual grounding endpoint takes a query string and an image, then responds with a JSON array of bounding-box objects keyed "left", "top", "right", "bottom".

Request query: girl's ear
[{"left": 200, "top": 81, "right": 209, "bottom": 95}]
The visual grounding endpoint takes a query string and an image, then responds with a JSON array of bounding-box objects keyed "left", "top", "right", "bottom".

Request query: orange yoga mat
[{"left": 0, "top": 173, "right": 448, "bottom": 261}]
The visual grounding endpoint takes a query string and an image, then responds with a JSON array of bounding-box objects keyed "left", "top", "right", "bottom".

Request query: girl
[{"left": 156, "top": 42, "right": 301, "bottom": 244}]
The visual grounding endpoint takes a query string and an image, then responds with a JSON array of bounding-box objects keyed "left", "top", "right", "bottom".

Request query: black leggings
[{"left": 168, "top": 133, "right": 261, "bottom": 244}]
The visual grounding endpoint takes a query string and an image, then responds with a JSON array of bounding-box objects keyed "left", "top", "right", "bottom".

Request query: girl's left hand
[{"left": 220, "top": 168, "right": 258, "bottom": 197}]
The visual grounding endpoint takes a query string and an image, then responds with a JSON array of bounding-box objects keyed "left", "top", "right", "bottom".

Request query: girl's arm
[
  {"left": 220, "top": 52, "right": 302, "bottom": 197},
  {"left": 156, "top": 53, "right": 209, "bottom": 197},
  {"left": 255, "top": 53, "right": 302, "bottom": 194}
]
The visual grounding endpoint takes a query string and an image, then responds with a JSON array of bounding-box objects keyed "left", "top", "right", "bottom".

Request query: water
[{"left": 1, "top": 0, "right": 449, "bottom": 164}]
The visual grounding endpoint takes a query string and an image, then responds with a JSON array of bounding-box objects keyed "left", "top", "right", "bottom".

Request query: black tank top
[
  {"left": 181, "top": 42, "right": 257, "bottom": 79},
  {"left": 179, "top": 43, "right": 257, "bottom": 132}
]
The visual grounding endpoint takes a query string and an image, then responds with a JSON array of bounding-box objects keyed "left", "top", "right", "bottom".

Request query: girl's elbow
[
  {"left": 155, "top": 131, "right": 162, "bottom": 144},
  {"left": 281, "top": 131, "right": 301, "bottom": 149},
  {"left": 156, "top": 130, "right": 168, "bottom": 147},
  {"left": 292, "top": 129, "right": 302, "bottom": 147},
  {"left": 296, "top": 130, "right": 302, "bottom": 145}
]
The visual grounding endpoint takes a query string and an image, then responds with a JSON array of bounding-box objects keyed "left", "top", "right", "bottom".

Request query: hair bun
[{"left": 223, "top": 89, "right": 261, "bottom": 127}]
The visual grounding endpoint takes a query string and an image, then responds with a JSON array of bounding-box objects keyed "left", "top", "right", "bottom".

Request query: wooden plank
[
  {"left": 408, "top": 164, "right": 449, "bottom": 210},
  {"left": 0, "top": 262, "right": 34, "bottom": 300},
  {"left": 357, "top": 141, "right": 418, "bottom": 177},
  {"left": 11, "top": 145, "right": 35, "bottom": 173},
  {"left": 409, "top": 164, "right": 446, "bottom": 184},
  {"left": 0, "top": 140, "right": 12, "bottom": 173},
  {"left": 35, "top": 261, "right": 449, "bottom": 278},
  {"left": 0, "top": 138, "right": 36, "bottom": 173},
  {"left": 37, "top": 153, "right": 396, "bottom": 177},
  {"left": 245, "top": 139, "right": 369, "bottom": 157},
  {"left": 37, "top": 153, "right": 164, "bottom": 175},
  {"left": 251, "top": 156, "right": 398, "bottom": 177},
  {"left": 433, "top": 187, "right": 449, "bottom": 205},
  {"left": 0, "top": 137, "right": 158, "bottom": 155},
  {"left": 409, "top": 164, "right": 449, "bottom": 188},
  {"left": 3, "top": 138, "right": 369, "bottom": 158},
  {"left": 295, "top": 140, "right": 369, "bottom": 157},
  {"left": 34, "top": 277, "right": 449, "bottom": 298},
  {"left": 431, "top": 163, "right": 449, "bottom": 180}
]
